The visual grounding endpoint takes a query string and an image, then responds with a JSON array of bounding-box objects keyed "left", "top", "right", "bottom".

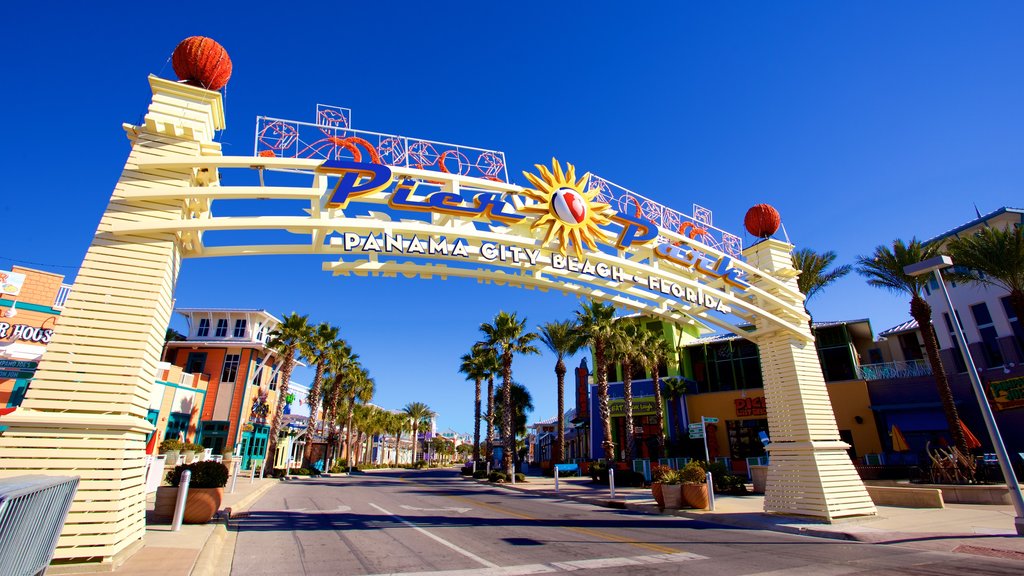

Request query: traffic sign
[
  {"left": 702, "top": 416, "right": 719, "bottom": 423},
  {"left": 688, "top": 423, "right": 704, "bottom": 431},
  {"left": 688, "top": 432, "right": 704, "bottom": 439}
]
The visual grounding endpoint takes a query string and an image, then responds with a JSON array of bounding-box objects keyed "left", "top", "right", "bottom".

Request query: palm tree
[
  {"left": 475, "top": 343, "right": 500, "bottom": 463},
  {"left": 662, "top": 376, "right": 689, "bottom": 456},
  {"left": 344, "top": 367, "right": 374, "bottom": 466},
  {"left": 537, "top": 320, "right": 583, "bottom": 465},
  {"left": 266, "top": 313, "right": 312, "bottom": 473},
  {"left": 459, "top": 349, "right": 488, "bottom": 462},
  {"left": 575, "top": 300, "right": 618, "bottom": 460},
  {"left": 793, "top": 248, "right": 852, "bottom": 323},
  {"left": 946, "top": 223, "right": 1024, "bottom": 324},
  {"left": 856, "top": 239, "right": 967, "bottom": 455},
  {"left": 608, "top": 321, "right": 645, "bottom": 461},
  {"left": 479, "top": 311, "right": 540, "bottom": 477},
  {"left": 392, "top": 411, "right": 411, "bottom": 467},
  {"left": 638, "top": 327, "right": 673, "bottom": 458},
  {"left": 299, "top": 323, "right": 340, "bottom": 466},
  {"left": 403, "top": 401, "right": 435, "bottom": 464},
  {"left": 323, "top": 342, "right": 356, "bottom": 464},
  {"left": 492, "top": 381, "right": 534, "bottom": 470}
]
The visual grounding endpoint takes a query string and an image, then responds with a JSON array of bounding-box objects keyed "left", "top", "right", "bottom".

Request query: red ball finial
[
  {"left": 172, "top": 36, "right": 232, "bottom": 91},
  {"left": 744, "top": 204, "right": 781, "bottom": 238}
]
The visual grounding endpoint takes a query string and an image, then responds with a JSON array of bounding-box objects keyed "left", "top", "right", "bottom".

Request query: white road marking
[
  {"left": 281, "top": 505, "right": 351, "bottom": 514},
  {"left": 400, "top": 505, "right": 472, "bottom": 513},
  {"left": 361, "top": 551, "right": 707, "bottom": 576},
  {"left": 369, "top": 502, "right": 499, "bottom": 569}
]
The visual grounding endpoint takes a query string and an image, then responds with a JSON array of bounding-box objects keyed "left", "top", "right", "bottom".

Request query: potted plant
[
  {"left": 154, "top": 461, "right": 230, "bottom": 523},
  {"left": 661, "top": 468, "right": 683, "bottom": 509},
  {"left": 221, "top": 445, "right": 235, "bottom": 466},
  {"left": 159, "top": 439, "right": 183, "bottom": 466},
  {"left": 650, "top": 464, "right": 673, "bottom": 508},
  {"left": 680, "top": 461, "right": 709, "bottom": 509}
]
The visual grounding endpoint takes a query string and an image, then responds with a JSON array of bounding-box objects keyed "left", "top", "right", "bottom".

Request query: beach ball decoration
[
  {"left": 171, "top": 36, "right": 232, "bottom": 91},
  {"left": 552, "top": 188, "right": 588, "bottom": 224},
  {"left": 744, "top": 204, "right": 781, "bottom": 238}
]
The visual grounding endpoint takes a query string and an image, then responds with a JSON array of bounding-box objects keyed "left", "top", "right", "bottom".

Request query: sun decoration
[{"left": 521, "top": 159, "right": 615, "bottom": 257}]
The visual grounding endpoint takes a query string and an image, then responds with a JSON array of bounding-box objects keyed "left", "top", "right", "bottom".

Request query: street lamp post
[{"left": 905, "top": 255, "right": 1024, "bottom": 536}]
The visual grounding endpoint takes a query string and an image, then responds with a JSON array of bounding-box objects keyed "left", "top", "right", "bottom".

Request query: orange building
[
  {"left": 0, "top": 266, "right": 71, "bottom": 407},
  {"left": 163, "top": 308, "right": 282, "bottom": 468}
]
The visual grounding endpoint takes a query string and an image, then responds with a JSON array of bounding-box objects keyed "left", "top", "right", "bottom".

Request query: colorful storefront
[{"left": 0, "top": 266, "right": 70, "bottom": 408}]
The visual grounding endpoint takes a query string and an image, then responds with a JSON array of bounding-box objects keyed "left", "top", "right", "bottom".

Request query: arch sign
[{"left": 0, "top": 75, "right": 874, "bottom": 564}]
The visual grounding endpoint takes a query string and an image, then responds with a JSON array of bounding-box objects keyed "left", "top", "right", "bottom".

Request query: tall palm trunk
[
  {"left": 595, "top": 340, "right": 614, "bottom": 461},
  {"left": 344, "top": 394, "right": 356, "bottom": 464},
  {"left": 621, "top": 357, "right": 635, "bottom": 462},
  {"left": 266, "top": 353, "right": 295, "bottom": 474},
  {"left": 651, "top": 365, "right": 665, "bottom": 458},
  {"left": 411, "top": 422, "right": 419, "bottom": 463},
  {"left": 486, "top": 375, "right": 495, "bottom": 463},
  {"left": 473, "top": 377, "right": 482, "bottom": 462},
  {"left": 911, "top": 295, "right": 968, "bottom": 454},
  {"left": 502, "top": 351, "right": 514, "bottom": 477},
  {"left": 394, "top": 429, "right": 403, "bottom": 467},
  {"left": 554, "top": 358, "right": 566, "bottom": 464},
  {"left": 302, "top": 363, "right": 326, "bottom": 466}
]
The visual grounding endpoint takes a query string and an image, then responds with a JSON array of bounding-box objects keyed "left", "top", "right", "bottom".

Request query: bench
[{"left": 554, "top": 463, "right": 579, "bottom": 476}]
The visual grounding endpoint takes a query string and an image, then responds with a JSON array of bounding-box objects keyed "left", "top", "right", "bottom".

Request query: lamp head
[{"left": 904, "top": 255, "right": 953, "bottom": 277}]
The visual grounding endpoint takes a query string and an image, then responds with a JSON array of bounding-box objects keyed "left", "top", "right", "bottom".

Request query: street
[{"left": 230, "top": 469, "right": 1021, "bottom": 576}]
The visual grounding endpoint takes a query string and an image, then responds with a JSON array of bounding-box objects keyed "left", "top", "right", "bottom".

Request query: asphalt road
[{"left": 231, "top": 468, "right": 1021, "bottom": 576}]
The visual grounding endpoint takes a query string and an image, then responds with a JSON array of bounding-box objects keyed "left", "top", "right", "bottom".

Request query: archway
[{"left": 0, "top": 73, "right": 874, "bottom": 563}]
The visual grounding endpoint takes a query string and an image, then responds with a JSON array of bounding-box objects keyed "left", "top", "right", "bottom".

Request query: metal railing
[
  {"left": 856, "top": 359, "right": 932, "bottom": 381},
  {"left": 0, "top": 475, "right": 79, "bottom": 576}
]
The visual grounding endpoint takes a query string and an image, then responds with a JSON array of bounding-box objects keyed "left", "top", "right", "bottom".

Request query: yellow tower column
[
  {"left": 743, "top": 238, "right": 876, "bottom": 521},
  {"left": 0, "top": 76, "right": 223, "bottom": 563}
]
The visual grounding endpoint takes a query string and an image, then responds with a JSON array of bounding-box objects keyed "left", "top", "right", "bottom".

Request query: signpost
[{"left": 696, "top": 416, "right": 717, "bottom": 511}]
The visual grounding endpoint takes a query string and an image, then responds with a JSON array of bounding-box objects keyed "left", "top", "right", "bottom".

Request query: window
[
  {"left": 816, "top": 325, "right": 857, "bottom": 381},
  {"left": 221, "top": 354, "right": 241, "bottom": 383},
  {"left": 1002, "top": 296, "right": 1024, "bottom": 360},
  {"left": 233, "top": 319, "right": 247, "bottom": 338},
  {"left": 690, "top": 339, "right": 763, "bottom": 393},
  {"left": 256, "top": 324, "right": 265, "bottom": 341},
  {"left": 943, "top": 313, "right": 968, "bottom": 373},
  {"left": 270, "top": 365, "right": 279, "bottom": 390},
  {"left": 197, "top": 318, "right": 210, "bottom": 337},
  {"left": 898, "top": 333, "right": 924, "bottom": 361},
  {"left": 970, "top": 303, "right": 1003, "bottom": 367},
  {"left": 215, "top": 319, "right": 229, "bottom": 338},
  {"left": 185, "top": 352, "right": 207, "bottom": 375}
]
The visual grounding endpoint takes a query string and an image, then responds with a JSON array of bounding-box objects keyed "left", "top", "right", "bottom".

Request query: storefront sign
[
  {"left": 609, "top": 398, "right": 659, "bottom": 417},
  {"left": 0, "top": 323, "right": 53, "bottom": 344},
  {"left": 0, "top": 271, "right": 26, "bottom": 296},
  {"left": 988, "top": 376, "right": 1024, "bottom": 411},
  {"left": 0, "top": 360, "right": 38, "bottom": 370},
  {"left": 735, "top": 396, "right": 767, "bottom": 418}
]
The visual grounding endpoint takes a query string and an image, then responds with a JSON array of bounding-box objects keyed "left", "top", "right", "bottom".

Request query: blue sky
[{"left": 3, "top": 2, "right": 1023, "bottom": 434}]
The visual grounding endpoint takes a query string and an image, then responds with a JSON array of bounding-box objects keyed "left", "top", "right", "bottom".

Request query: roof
[
  {"left": 924, "top": 207, "right": 1024, "bottom": 245},
  {"left": 685, "top": 319, "right": 872, "bottom": 346},
  {"left": 879, "top": 319, "right": 919, "bottom": 337},
  {"left": 175, "top": 308, "right": 282, "bottom": 324}
]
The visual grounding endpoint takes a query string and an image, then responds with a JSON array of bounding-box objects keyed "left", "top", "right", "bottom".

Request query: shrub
[
  {"left": 460, "top": 465, "right": 474, "bottom": 476},
  {"left": 680, "top": 461, "right": 706, "bottom": 484},
  {"left": 472, "top": 470, "right": 488, "bottom": 479},
  {"left": 185, "top": 442, "right": 205, "bottom": 453},
  {"left": 166, "top": 461, "right": 229, "bottom": 488},
  {"left": 413, "top": 460, "right": 427, "bottom": 469},
  {"left": 514, "top": 473, "right": 526, "bottom": 483},
  {"left": 221, "top": 445, "right": 234, "bottom": 456},
  {"left": 589, "top": 461, "right": 608, "bottom": 483},
  {"left": 615, "top": 470, "right": 646, "bottom": 487},
  {"left": 159, "top": 439, "right": 183, "bottom": 453},
  {"left": 330, "top": 464, "right": 345, "bottom": 473},
  {"left": 651, "top": 464, "right": 675, "bottom": 484},
  {"left": 488, "top": 471, "right": 507, "bottom": 482}
]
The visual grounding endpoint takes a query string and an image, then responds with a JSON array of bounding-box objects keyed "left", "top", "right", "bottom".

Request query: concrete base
[
  {"left": 865, "top": 486, "right": 944, "bottom": 508},
  {"left": 47, "top": 537, "right": 145, "bottom": 574}
]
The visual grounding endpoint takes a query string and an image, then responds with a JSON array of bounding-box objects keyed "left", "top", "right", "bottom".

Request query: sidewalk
[
  {"left": 52, "top": 472, "right": 279, "bottom": 576},
  {"left": 488, "top": 474, "right": 1024, "bottom": 561}
]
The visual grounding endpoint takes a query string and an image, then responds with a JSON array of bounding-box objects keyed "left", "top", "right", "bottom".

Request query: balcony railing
[
  {"left": 53, "top": 283, "right": 72, "bottom": 309},
  {"left": 857, "top": 359, "right": 932, "bottom": 381}
]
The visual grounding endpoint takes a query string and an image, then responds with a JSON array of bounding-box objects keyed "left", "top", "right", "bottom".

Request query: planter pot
[
  {"left": 651, "top": 482, "right": 665, "bottom": 508},
  {"left": 162, "top": 450, "right": 180, "bottom": 467},
  {"left": 662, "top": 484, "right": 683, "bottom": 509},
  {"left": 153, "top": 486, "right": 224, "bottom": 524},
  {"left": 750, "top": 465, "right": 768, "bottom": 494},
  {"left": 683, "top": 483, "right": 709, "bottom": 509}
]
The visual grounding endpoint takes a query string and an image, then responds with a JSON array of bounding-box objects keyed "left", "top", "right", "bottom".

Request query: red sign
[{"left": 735, "top": 396, "right": 766, "bottom": 418}]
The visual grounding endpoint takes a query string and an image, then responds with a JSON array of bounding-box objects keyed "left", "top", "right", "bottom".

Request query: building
[
  {"left": 578, "top": 318, "right": 883, "bottom": 476},
  {"left": 1, "top": 266, "right": 71, "bottom": 408},
  {"left": 860, "top": 208, "right": 1024, "bottom": 465},
  {"left": 163, "top": 308, "right": 282, "bottom": 469}
]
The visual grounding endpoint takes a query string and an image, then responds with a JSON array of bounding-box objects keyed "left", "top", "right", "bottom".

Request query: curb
[{"left": 191, "top": 480, "right": 280, "bottom": 575}]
